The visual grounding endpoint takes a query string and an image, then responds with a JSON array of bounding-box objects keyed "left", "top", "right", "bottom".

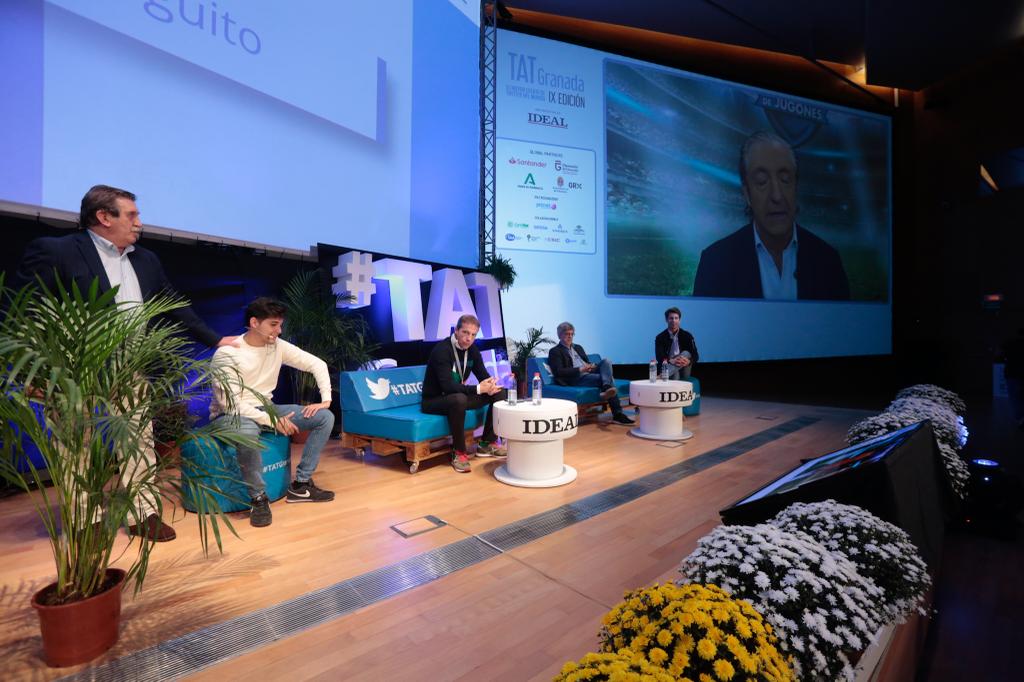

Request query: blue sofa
[
  {"left": 526, "top": 354, "right": 631, "bottom": 417},
  {"left": 339, "top": 365, "right": 489, "bottom": 473}
]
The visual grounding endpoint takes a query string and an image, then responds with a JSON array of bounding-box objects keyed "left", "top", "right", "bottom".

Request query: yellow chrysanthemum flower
[
  {"left": 713, "top": 658, "right": 736, "bottom": 680},
  {"left": 656, "top": 629, "right": 673, "bottom": 647},
  {"left": 697, "top": 638, "right": 717, "bottom": 660},
  {"left": 649, "top": 647, "right": 668, "bottom": 665}
]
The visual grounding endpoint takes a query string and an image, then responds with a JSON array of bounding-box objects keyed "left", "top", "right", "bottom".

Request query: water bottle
[
  {"left": 508, "top": 381, "right": 517, "bottom": 406},
  {"left": 532, "top": 372, "right": 542, "bottom": 405},
  {"left": 649, "top": 359, "right": 657, "bottom": 383},
  {"left": 660, "top": 359, "right": 669, "bottom": 381}
]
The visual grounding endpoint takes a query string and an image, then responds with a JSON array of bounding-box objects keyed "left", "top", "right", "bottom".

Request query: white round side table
[
  {"left": 492, "top": 398, "right": 578, "bottom": 487},
  {"left": 628, "top": 380, "right": 695, "bottom": 441}
]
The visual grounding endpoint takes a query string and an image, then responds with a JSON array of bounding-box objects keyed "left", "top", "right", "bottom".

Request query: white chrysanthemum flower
[{"left": 679, "top": 522, "right": 885, "bottom": 681}]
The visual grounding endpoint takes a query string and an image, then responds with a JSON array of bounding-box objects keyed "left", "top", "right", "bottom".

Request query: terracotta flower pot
[
  {"left": 31, "top": 568, "right": 126, "bottom": 667},
  {"left": 290, "top": 430, "right": 310, "bottom": 444}
]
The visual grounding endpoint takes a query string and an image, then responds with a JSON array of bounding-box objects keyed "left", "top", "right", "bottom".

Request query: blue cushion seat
[
  {"left": 180, "top": 432, "right": 291, "bottom": 513},
  {"left": 683, "top": 376, "right": 701, "bottom": 416},
  {"left": 339, "top": 365, "right": 489, "bottom": 443},
  {"left": 342, "top": 403, "right": 487, "bottom": 443},
  {"left": 527, "top": 356, "right": 630, "bottom": 405}
]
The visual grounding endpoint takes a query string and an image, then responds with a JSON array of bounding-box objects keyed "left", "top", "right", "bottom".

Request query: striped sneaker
[
  {"left": 475, "top": 440, "right": 507, "bottom": 458},
  {"left": 451, "top": 451, "right": 472, "bottom": 473}
]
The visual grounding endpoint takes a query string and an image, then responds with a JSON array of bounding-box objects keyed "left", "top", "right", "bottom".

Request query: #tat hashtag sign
[{"left": 332, "top": 251, "right": 376, "bottom": 308}]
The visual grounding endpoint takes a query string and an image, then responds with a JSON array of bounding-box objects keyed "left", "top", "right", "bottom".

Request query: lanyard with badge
[{"left": 451, "top": 335, "right": 469, "bottom": 383}]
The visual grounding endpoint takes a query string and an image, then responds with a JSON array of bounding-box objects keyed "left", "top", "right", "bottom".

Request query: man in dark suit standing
[
  {"left": 692, "top": 131, "right": 850, "bottom": 301},
  {"left": 654, "top": 307, "right": 698, "bottom": 380},
  {"left": 420, "top": 314, "right": 507, "bottom": 474},
  {"left": 547, "top": 321, "right": 634, "bottom": 425},
  {"left": 18, "top": 185, "right": 237, "bottom": 541}
]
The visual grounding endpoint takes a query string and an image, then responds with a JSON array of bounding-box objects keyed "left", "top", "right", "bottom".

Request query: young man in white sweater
[{"left": 210, "top": 297, "right": 335, "bottom": 527}]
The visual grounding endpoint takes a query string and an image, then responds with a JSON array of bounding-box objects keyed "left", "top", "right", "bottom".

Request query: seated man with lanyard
[
  {"left": 421, "top": 314, "right": 507, "bottom": 473},
  {"left": 547, "top": 321, "right": 634, "bottom": 425},
  {"left": 654, "top": 307, "right": 699, "bottom": 379}
]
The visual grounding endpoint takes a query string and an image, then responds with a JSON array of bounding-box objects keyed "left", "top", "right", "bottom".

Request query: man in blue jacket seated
[
  {"left": 421, "top": 314, "right": 507, "bottom": 474},
  {"left": 547, "top": 321, "right": 634, "bottom": 425}
]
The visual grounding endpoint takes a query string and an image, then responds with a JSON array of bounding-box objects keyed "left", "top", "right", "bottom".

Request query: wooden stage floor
[{"left": 0, "top": 397, "right": 872, "bottom": 681}]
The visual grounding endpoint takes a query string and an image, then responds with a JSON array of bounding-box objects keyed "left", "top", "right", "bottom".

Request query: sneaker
[
  {"left": 611, "top": 411, "right": 635, "bottom": 425},
  {"left": 476, "top": 440, "right": 507, "bottom": 458},
  {"left": 250, "top": 494, "right": 272, "bottom": 527},
  {"left": 451, "top": 451, "right": 472, "bottom": 473},
  {"left": 599, "top": 385, "right": 618, "bottom": 401},
  {"left": 287, "top": 478, "right": 335, "bottom": 503}
]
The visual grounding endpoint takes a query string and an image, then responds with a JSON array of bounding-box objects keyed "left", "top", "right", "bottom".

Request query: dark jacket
[
  {"left": 692, "top": 223, "right": 850, "bottom": 300},
  {"left": 654, "top": 328, "right": 698, "bottom": 366},
  {"left": 18, "top": 230, "right": 222, "bottom": 347},
  {"left": 421, "top": 337, "right": 491, "bottom": 400},
  {"left": 547, "top": 342, "right": 592, "bottom": 386}
]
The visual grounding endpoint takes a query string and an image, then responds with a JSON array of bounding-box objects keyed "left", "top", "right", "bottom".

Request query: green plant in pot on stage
[
  {"left": 152, "top": 399, "right": 196, "bottom": 463},
  {"left": 0, "top": 275, "right": 266, "bottom": 667},
  {"left": 507, "top": 327, "right": 555, "bottom": 392},
  {"left": 281, "top": 270, "right": 378, "bottom": 425},
  {"left": 478, "top": 252, "right": 516, "bottom": 291}
]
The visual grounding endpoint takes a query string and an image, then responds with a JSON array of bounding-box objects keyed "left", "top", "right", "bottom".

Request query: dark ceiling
[{"left": 504, "top": 0, "right": 1024, "bottom": 91}]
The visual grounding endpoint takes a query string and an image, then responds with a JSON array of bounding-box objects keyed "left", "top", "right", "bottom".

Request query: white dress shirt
[
  {"left": 87, "top": 229, "right": 143, "bottom": 307},
  {"left": 753, "top": 223, "right": 798, "bottom": 300}
]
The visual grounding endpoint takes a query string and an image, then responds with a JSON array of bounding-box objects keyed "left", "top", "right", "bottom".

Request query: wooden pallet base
[{"left": 341, "top": 430, "right": 477, "bottom": 473}]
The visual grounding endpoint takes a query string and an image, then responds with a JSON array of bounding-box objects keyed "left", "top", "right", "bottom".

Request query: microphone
[{"left": 248, "top": 326, "right": 278, "bottom": 344}]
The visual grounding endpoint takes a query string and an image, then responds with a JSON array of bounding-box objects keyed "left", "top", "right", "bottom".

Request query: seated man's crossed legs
[
  {"left": 569, "top": 358, "right": 634, "bottom": 425},
  {"left": 421, "top": 390, "right": 507, "bottom": 473}
]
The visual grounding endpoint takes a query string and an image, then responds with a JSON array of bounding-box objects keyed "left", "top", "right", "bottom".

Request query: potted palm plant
[
  {"left": 478, "top": 253, "right": 516, "bottom": 291},
  {"left": 508, "top": 327, "right": 555, "bottom": 395},
  {"left": 0, "top": 275, "right": 263, "bottom": 667},
  {"left": 281, "top": 270, "right": 378, "bottom": 438}
]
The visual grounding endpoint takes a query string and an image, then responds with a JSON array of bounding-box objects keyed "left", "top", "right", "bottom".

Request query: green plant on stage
[
  {"left": 152, "top": 400, "right": 196, "bottom": 451},
  {"left": 507, "top": 326, "right": 555, "bottom": 386},
  {"left": 281, "top": 270, "right": 378, "bottom": 403},
  {"left": 478, "top": 252, "right": 516, "bottom": 291},
  {"left": 0, "top": 274, "right": 266, "bottom": 604}
]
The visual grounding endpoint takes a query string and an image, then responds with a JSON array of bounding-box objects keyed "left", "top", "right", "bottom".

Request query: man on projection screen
[
  {"left": 692, "top": 131, "right": 850, "bottom": 301},
  {"left": 421, "top": 314, "right": 507, "bottom": 474}
]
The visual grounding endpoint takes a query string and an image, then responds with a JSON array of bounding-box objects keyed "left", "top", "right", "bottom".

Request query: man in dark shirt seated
[
  {"left": 654, "top": 307, "right": 699, "bottom": 379},
  {"left": 547, "top": 321, "right": 634, "bottom": 425},
  {"left": 421, "top": 314, "right": 507, "bottom": 473}
]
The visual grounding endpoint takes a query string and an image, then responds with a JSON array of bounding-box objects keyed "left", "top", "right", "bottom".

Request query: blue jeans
[
  {"left": 215, "top": 404, "right": 334, "bottom": 498},
  {"left": 569, "top": 358, "right": 623, "bottom": 413},
  {"left": 666, "top": 364, "right": 692, "bottom": 380}
]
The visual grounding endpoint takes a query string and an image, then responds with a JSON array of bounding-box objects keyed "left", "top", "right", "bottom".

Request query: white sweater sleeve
[
  {"left": 211, "top": 348, "right": 273, "bottom": 426},
  {"left": 279, "top": 339, "right": 332, "bottom": 402}
]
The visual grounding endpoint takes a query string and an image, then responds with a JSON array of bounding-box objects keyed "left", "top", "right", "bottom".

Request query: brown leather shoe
[
  {"left": 599, "top": 386, "right": 618, "bottom": 401},
  {"left": 126, "top": 514, "right": 177, "bottom": 542}
]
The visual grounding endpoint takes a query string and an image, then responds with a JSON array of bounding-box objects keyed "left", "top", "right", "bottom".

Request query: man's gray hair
[
  {"left": 738, "top": 131, "right": 798, "bottom": 186},
  {"left": 556, "top": 321, "right": 574, "bottom": 336}
]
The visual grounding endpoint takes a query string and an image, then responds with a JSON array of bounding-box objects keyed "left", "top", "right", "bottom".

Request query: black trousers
[{"left": 421, "top": 389, "right": 506, "bottom": 452}]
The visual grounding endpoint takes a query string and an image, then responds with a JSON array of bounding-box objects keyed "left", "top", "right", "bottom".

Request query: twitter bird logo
[{"left": 366, "top": 377, "right": 392, "bottom": 400}]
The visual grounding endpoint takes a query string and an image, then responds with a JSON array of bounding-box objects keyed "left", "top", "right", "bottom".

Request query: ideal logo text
[{"left": 521, "top": 415, "right": 578, "bottom": 435}]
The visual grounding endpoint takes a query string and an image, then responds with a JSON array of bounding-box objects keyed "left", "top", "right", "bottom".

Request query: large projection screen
[
  {"left": 496, "top": 29, "right": 892, "bottom": 363},
  {"left": 0, "top": 0, "right": 481, "bottom": 268}
]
